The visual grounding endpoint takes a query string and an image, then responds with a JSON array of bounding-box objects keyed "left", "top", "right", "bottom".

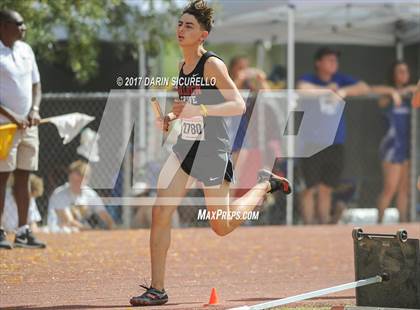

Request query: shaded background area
[
  {"left": 32, "top": 94, "right": 408, "bottom": 226},
  {"left": 1, "top": 0, "right": 420, "bottom": 227},
  {"left": 38, "top": 42, "right": 420, "bottom": 93}
]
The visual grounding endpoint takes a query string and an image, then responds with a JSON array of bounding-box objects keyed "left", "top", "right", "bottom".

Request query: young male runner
[{"left": 129, "top": 1, "right": 291, "bottom": 306}]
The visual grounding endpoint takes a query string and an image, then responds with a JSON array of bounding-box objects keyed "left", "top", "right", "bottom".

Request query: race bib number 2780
[{"left": 181, "top": 116, "right": 205, "bottom": 141}]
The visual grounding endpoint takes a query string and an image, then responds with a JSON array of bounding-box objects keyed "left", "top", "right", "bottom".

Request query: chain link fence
[{"left": 1, "top": 91, "right": 418, "bottom": 230}]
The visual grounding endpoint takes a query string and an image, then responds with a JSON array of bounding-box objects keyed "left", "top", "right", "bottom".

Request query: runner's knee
[{"left": 152, "top": 206, "right": 176, "bottom": 224}]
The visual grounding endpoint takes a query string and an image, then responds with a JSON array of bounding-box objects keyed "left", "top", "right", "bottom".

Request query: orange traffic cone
[{"left": 207, "top": 287, "right": 219, "bottom": 306}]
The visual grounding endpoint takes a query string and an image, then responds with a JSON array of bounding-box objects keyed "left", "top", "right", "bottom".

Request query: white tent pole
[
  {"left": 409, "top": 43, "right": 419, "bottom": 222},
  {"left": 410, "top": 105, "right": 417, "bottom": 222},
  {"left": 138, "top": 40, "right": 147, "bottom": 171},
  {"left": 396, "top": 40, "right": 404, "bottom": 60},
  {"left": 122, "top": 40, "right": 146, "bottom": 228},
  {"left": 396, "top": 36, "right": 415, "bottom": 221},
  {"left": 122, "top": 93, "right": 132, "bottom": 228},
  {"left": 256, "top": 41, "right": 266, "bottom": 158},
  {"left": 138, "top": 40, "right": 147, "bottom": 168},
  {"left": 256, "top": 41, "right": 265, "bottom": 69},
  {"left": 397, "top": 35, "right": 416, "bottom": 221},
  {"left": 286, "top": 3, "right": 295, "bottom": 226}
]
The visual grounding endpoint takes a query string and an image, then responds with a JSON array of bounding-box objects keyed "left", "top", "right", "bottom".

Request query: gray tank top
[{"left": 173, "top": 51, "right": 230, "bottom": 158}]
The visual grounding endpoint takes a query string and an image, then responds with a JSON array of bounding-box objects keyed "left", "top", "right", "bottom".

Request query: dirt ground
[{"left": 1, "top": 224, "right": 419, "bottom": 310}]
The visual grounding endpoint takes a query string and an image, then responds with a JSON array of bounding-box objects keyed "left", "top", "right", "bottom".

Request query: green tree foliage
[{"left": 0, "top": 0, "right": 181, "bottom": 82}]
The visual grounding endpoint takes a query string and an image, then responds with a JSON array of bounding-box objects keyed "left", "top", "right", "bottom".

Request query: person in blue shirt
[
  {"left": 297, "top": 47, "right": 370, "bottom": 224},
  {"left": 377, "top": 61, "right": 417, "bottom": 223},
  {"left": 297, "top": 47, "right": 404, "bottom": 225}
]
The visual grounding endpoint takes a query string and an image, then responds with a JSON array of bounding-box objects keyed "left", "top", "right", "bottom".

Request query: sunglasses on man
[{"left": 7, "top": 20, "right": 24, "bottom": 26}]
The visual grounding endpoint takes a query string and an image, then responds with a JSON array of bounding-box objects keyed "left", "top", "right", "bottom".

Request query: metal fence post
[{"left": 410, "top": 106, "right": 417, "bottom": 221}]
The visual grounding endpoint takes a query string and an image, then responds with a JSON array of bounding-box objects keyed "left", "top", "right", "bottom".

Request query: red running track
[{"left": 1, "top": 224, "right": 419, "bottom": 310}]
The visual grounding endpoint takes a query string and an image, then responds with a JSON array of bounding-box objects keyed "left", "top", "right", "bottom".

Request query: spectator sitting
[
  {"left": 1, "top": 174, "right": 43, "bottom": 232},
  {"left": 47, "top": 160, "right": 114, "bottom": 232}
]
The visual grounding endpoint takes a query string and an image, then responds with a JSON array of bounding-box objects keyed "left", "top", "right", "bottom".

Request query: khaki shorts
[{"left": 0, "top": 126, "right": 39, "bottom": 172}]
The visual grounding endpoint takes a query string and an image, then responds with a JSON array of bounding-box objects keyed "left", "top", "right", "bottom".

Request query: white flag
[{"left": 48, "top": 113, "right": 95, "bottom": 144}]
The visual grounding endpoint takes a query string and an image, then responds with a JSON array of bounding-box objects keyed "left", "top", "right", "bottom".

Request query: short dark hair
[
  {"left": 314, "top": 47, "right": 340, "bottom": 61},
  {"left": 182, "top": 0, "right": 214, "bottom": 33},
  {"left": 0, "top": 9, "right": 16, "bottom": 24}
]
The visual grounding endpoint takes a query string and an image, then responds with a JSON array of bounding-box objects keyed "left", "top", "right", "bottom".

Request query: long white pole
[
  {"left": 138, "top": 40, "right": 147, "bottom": 165},
  {"left": 396, "top": 40, "right": 404, "bottom": 61},
  {"left": 229, "top": 275, "right": 382, "bottom": 310},
  {"left": 122, "top": 93, "right": 131, "bottom": 228},
  {"left": 410, "top": 50, "right": 419, "bottom": 222},
  {"left": 410, "top": 103, "right": 417, "bottom": 221},
  {"left": 286, "top": 4, "right": 295, "bottom": 225},
  {"left": 398, "top": 37, "right": 418, "bottom": 222}
]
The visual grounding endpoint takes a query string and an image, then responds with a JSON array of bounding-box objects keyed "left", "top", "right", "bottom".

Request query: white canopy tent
[
  {"left": 209, "top": 0, "right": 420, "bottom": 224},
  {"left": 211, "top": 0, "right": 420, "bottom": 46}
]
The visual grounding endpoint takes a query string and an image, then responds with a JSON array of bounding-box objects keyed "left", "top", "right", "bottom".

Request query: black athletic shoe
[
  {"left": 130, "top": 285, "right": 168, "bottom": 306},
  {"left": 258, "top": 169, "right": 292, "bottom": 195},
  {"left": 14, "top": 228, "right": 46, "bottom": 249},
  {"left": 0, "top": 228, "right": 12, "bottom": 250}
]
